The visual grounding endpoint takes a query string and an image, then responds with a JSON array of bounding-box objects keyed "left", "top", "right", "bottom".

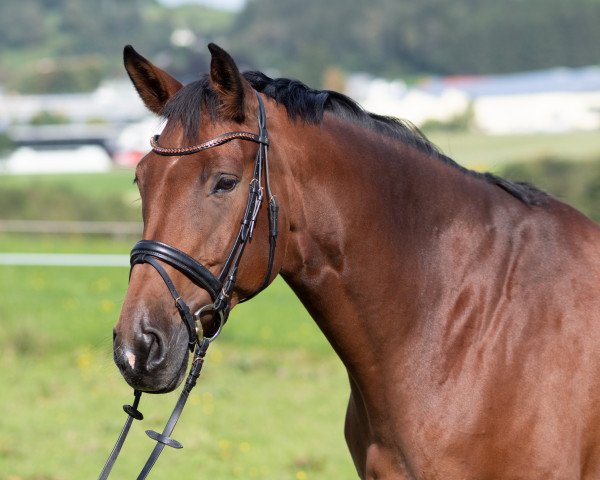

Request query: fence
[
  {"left": 0, "top": 220, "right": 142, "bottom": 237},
  {"left": 0, "top": 220, "right": 140, "bottom": 266}
]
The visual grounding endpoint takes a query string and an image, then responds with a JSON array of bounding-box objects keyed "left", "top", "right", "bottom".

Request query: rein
[{"left": 98, "top": 92, "right": 277, "bottom": 479}]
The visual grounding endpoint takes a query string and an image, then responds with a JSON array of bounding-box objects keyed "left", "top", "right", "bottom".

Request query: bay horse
[{"left": 113, "top": 43, "right": 600, "bottom": 479}]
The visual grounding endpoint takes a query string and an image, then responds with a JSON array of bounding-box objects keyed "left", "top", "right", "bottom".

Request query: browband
[{"left": 150, "top": 131, "right": 268, "bottom": 157}]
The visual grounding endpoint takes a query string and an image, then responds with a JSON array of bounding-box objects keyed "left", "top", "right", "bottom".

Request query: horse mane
[{"left": 161, "top": 72, "right": 548, "bottom": 207}]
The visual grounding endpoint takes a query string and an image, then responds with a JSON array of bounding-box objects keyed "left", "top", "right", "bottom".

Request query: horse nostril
[{"left": 144, "top": 330, "right": 166, "bottom": 370}]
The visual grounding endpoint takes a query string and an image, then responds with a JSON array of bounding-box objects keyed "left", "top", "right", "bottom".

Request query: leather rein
[{"left": 98, "top": 92, "right": 278, "bottom": 479}]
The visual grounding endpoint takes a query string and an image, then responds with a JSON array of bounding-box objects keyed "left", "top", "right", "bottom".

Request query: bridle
[
  {"left": 99, "top": 92, "right": 278, "bottom": 479},
  {"left": 134, "top": 91, "right": 277, "bottom": 347}
]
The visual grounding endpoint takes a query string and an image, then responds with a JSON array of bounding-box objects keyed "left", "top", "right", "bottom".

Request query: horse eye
[{"left": 214, "top": 175, "right": 238, "bottom": 193}]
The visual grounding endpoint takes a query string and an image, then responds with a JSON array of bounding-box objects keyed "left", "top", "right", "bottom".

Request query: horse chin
[{"left": 146, "top": 358, "right": 189, "bottom": 394}]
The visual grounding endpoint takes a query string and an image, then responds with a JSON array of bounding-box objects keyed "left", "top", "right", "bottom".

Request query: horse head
[{"left": 113, "top": 44, "right": 287, "bottom": 393}]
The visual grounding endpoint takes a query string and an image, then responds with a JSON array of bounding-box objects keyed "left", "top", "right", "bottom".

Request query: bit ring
[{"left": 193, "top": 304, "right": 226, "bottom": 343}]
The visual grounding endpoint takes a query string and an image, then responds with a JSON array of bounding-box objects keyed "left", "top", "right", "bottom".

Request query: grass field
[
  {"left": 0, "top": 169, "right": 358, "bottom": 478},
  {"left": 427, "top": 130, "right": 600, "bottom": 170},
  {"left": 0, "top": 169, "right": 138, "bottom": 200},
  {"left": 0, "top": 235, "right": 354, "bottom": 479}
]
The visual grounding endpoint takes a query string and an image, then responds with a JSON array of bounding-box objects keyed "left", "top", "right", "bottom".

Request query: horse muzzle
[{"left": 113, "top": 306, "right": 190, "bottom": 393}]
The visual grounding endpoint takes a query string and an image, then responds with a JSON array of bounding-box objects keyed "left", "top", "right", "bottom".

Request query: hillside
[
  {"left": 229, "top": 0, "right": 600, "bottom": 85},
  {"left": 0, "top": 0, "right": 233, "bottom": 93},
  {"left": 1, "top": 0, "right": 599, "bottom": 93}
]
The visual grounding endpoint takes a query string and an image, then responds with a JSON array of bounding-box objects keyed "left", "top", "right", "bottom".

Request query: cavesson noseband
[{"left": 99, "top": 92, "right": 278, "bottom": 479}]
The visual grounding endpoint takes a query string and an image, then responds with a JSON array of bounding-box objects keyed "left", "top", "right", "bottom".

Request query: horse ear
[
  {"left": 208, "top": 43, "right": 249, "bottom": 123},
  {"left": 123, "top": 45, "right": 183, "bottom": 115}
]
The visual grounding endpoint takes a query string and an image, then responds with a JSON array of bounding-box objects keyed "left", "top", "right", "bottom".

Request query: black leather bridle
[
  {"left": 133, "top": 91, "right": 278, "bottom": 347},
  {"left": 99, "top": 92, "right": 278, "bottom": 479}
]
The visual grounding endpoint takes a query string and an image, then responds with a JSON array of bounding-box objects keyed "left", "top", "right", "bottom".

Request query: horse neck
[{"left": 276, "top": 113, "right": 490, "bottom": 393}]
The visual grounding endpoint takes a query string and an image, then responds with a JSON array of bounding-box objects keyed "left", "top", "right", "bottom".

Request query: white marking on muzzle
[{"left": 125, "top": 351, "right": 136, "bottom": 369}]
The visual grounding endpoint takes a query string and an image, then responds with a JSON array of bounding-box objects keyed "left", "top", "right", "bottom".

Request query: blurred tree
[
  {"left": 229, "top": 0, "right": 600, "bottom": 85},
  {"left": 500, "top": 157, "right": 600, "bottom": 222},
  {"left": 0, "top": 0, "right": 49, "bottom": 47},
  {"left": 0, "top": 0, "right": 230, "bottom": 93},
  {"left": 1, "top": 0, "right": 600, "bottom": 92},
  {"left": 20, "top": 57, "right": 104, "bottom": 93},
  {"left": 30, "top": 110, "right": 70, "bottom": 125},
  {"left": 0, "top": 132, "right": 15, "bottom": 155}
]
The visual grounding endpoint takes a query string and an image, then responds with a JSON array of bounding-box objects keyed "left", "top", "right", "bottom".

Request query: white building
[
  {"left": 465, "top": 67, "right": 600, "bottom": 134},
  {"left": 346, "top": 74, "right": 469, "bottom": 127},
  {"left": 0, "top": 79, "right": 147, "bottom": 126},
  {"left": 347, "top": 66, "right": 600, "bottom": 135}
]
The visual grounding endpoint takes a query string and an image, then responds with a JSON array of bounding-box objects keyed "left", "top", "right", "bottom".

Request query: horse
[{"left": 113, "top": 43, "right": 600, "bottom": 479}]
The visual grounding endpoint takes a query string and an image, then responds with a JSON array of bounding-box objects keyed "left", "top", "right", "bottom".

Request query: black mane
[{"left": 161, "top": 71, "right": 547, "bottom": 206}]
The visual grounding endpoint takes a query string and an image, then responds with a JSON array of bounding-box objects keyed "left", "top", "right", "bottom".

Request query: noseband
[{"left": 99, "top": 92, "right": 278, "bottom": 479}]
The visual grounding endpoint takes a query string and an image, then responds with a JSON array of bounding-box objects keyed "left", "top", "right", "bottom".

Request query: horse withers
[{"left": 113, "top": 43, "right": 600, "bottom": 479}]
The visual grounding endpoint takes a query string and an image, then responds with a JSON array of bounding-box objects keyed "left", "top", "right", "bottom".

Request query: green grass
[
  {"left": 0, "top": 239, "right": 355, "bottom": 479},
  {"left": 0, "top": 169, "right": 139, "bottom": 201},
  {"left": 427, "top": 130, "right": 600, "bottom": 171},
  {"left": 0, "top": 233, "right": 134, "bottom": 254},
  {"left": 0, "top": 170, "right": 142, "bottom": 222},
  {"left": 0, "top": 335, "right": 352, "bottom": 480}
]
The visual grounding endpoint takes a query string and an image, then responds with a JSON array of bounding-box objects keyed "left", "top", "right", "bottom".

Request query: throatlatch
[{"left": 98, "top": 92, "right": 277, "bottom": 479}]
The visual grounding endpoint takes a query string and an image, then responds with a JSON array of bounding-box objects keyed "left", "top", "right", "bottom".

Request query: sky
[{"left": 157, "top": 0, "right": 246, "bottom": 11}]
